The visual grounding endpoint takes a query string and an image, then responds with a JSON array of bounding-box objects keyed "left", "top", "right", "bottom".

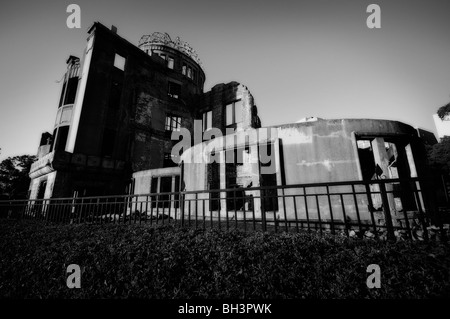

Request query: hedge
[{"left": 0, "top": 219, "right": 449, "bottom": 298}]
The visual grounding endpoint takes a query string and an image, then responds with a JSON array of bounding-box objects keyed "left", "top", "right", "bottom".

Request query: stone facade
[{"left": 28, "top": 22, "right": 261, "bottom": 199}]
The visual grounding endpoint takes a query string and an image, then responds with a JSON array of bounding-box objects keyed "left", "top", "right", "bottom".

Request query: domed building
[
  {"left": 26, "top": 21, "right": 439, "bottom": 231},
  {"left": 28, "top": 22, "right": 261, "bottom": 200}
]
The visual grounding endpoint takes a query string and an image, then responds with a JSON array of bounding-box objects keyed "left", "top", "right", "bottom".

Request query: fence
[{"left": 1, "top": 178, "right": 448, "bottom": 241}]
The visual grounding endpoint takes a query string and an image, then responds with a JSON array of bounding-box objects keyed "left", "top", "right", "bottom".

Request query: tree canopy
[
  {"left": 437, "top": 102, "right": 450, "bottom": 120},
  {"left": 0, "top": 154, "right": 36, "bottom": 199},
  {"left": 427, "top": 136, "right": 450, "bottom": 174}
]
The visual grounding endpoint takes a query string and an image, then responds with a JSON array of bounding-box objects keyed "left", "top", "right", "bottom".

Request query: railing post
[
  {"left": 16, "top": 202, "right": 24, "bottom": 219},
  {"left": 97, "top": 198, "right": 101, "bottom": 225},
  {"left": 340, "top": 194, "right": 349, "bottom": 237},
  {"left": 366, "top": 183, "right": 379, "bottom": 238},
  {"left": 195, "top": 193, "right": 198, "bottom": 229},
  {"left": 261, "top": 190, "right": 267, "bottom": 232},
  {"left": 9, "top": 201, "right": 14, "bottom": 220},
  {"left": 144, "top": 195, "right": 149, "bottom": 224},
  {"left": 272, "top": 193, "right": 277, "bottom": 233},
  {"left": 21, "top": 200, "right": 28, "bottom": 220},
  {"left": 202, "top": 198, "right": 206, "bottom": 230},
  {"left": 411, "top": 180, "right": 429, "bottom": 241},
  {"left": 78, "top": 198, "right": 84, "bottom": 224},
  {"left": 180, "top": 192, "right": 185, "bottom": 227},
  {"left": 251, "top": 194, "right": 256, "bottom": 231},
  {"left": 292, "top": 195, "right": 299, "bottom": 233},
  {"left": 282, "top": 187, "right": 288, "bottom": 232},
  {"left": 351, "top": 184, "right": 363, "bottom": 236},
  {"left": 315, "top": 195, "right": 322, "bottom": 235},
  {"left": 226, "top": 189, "right": 230, "bottom": 231},
  {"left": 442, "top": 175, "right": 449, "bottom": 204},
  {"left": 379, "top": 182, "right": 396, "bottom": 241},
  {"left": 304, "top": 187, "right": 310, "bottom": 232},
  {"left": 243, "top": 193, "right": 247, "bottom": 232},
  {"left": 130, "top": 196, "right": 134, "bottom": 225},
  {"left": 210, "top": 193, "right": 214, "bottom": 229},
  {"left": 122, "top": 196, "right": 128, "bottom": 224},
  {"left": 139, "top": 201, "right": 143, "bottom": 225},
  {"left": 326, "top": 186, "right": 335, "bottom": 235},
  {"left": 233, "top": 188, "right": 237, "bottom": 230}
]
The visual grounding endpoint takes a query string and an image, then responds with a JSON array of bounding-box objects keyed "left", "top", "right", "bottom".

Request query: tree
[
  {"left": 427, "top": 136, "right": 450, "bottom": 174},
  {"left": 437, "top": 102, "right": 450, "bottom": 120},
  {"left": 0, "top": 155, "right": 36, "bottom": 199},
  {"left": 430, "top": 101, "right": 450, "bottom": 172}
]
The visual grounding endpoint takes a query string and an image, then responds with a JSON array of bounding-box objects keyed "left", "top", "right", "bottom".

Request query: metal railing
[{"left": 1, "top": 178, "right": 448, "bottom": 241}]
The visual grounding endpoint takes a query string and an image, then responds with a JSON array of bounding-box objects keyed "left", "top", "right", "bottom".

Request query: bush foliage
[
  {"left": 0, "top": 219, "right": 449, "bottom": 298},
  {"left": 0, "top": 154, "right": 36, "bottom": 199}
]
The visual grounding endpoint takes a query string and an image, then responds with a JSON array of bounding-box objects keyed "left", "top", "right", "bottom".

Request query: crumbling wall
[{"left": 199, "top": 82, "right": 259, "bottom": 138}]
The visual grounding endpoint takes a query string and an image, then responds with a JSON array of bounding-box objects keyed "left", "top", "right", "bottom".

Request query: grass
[{"left": 0, "top": 219, "right": 449, "bottom": 298}]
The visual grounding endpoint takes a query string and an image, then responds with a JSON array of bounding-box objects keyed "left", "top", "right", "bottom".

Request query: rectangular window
[
  {"left": 54, "top": 126, "right": 69, "bottom": 152},
  {"left": 236, "top": 146, "right": 249, "bottom": 166},
  {"left": 226, "top": 103, "right": 233, "bottom": 126},
  {"left": 224, "top": 146, "right": 248, "bottom": 166},
  {"left": 202, "top": 110, "right": 212, "bottom": 131},
  {"left": 159, "top": 176, "right": 172, "bottom": 208},
  {"left": 37, "top": 180, "right": 47, "bottom": 200},
  {"left": 207, "top": 162, "right": 220, "bottom": 210},
  {"left": 187, "top": 67, "right": 192, "bottom": 79},
  {"left": 182, "top": 64, "right": 187, "bottom": 75},
  {"left": 151, "top": 175, "right": 180, "bottom": 208},
  {"left": 259, "top": 142, "right": 278, "bottom": 210},
  {"left": 150, "top": 177, "right": 158, "bottom": 208},
  {"left": 50, "top": 128, "right": 57, "bottom": 152},
  {"left": 225, "top": 100, "right": 243, "bottom": 126},
  {"left": 165, "top": 115, "right": 181, "bottom": 131},
  {"left": 168, "top": 81, "right": 181, "bottom": 99},
  {"left": 58, "top": 82, "right": 66, "bottom": 107},
  {"left": 167, "top": 56, "right": 174, "bottom": 69},
  {"left": 64, "top": 77, "right": 78, "bottom": 105},
  {"left": 60, "top": 105, "right": 72, "bottom": 124},
  {"left": 113, "top": 53, "right": 126, "bottom": 71}
]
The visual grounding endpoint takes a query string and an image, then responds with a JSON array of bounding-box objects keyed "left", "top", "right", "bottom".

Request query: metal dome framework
[{"left": 138, "top": 32, "right": 202, "bottom": 66}]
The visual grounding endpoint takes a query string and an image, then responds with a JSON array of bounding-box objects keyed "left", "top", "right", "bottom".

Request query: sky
[{"left": 0, "top": 0, "right": 449, "bottom": 161}]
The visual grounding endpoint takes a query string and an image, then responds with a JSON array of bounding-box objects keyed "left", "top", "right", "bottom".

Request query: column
[{"left": 372, "top": 137, "right": 398, "bottom": 224}]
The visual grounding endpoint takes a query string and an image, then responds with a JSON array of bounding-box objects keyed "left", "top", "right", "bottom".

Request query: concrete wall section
[
  {"left": 180, "top": 118, "right": 426, "bottom": 223},
  {"left": 198, "top": 82, "right": 261, "bottom": 138},
  {"left": 133, "top": 167, "right": 180, "bottom": 195},
  {"left": 277, "top": 123, "right": 359, "bottom": 185}
]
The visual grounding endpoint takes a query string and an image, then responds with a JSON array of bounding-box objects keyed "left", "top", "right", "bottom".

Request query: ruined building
[
  {"left": 180, "top": 118, "right": 434, "bottom": 224},
  {"left": 29, "top": 22, "right": 436, "bottom": 227},
  {"left": 28, "top": 22, "right": 261, "bottom": 200}
]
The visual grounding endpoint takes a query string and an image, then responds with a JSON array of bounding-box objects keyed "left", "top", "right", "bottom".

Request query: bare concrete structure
[
  {"left": 180, "top": 118, "right": 432, "bottom": 224},
  {"left": 27, "top": 21, "right": 435, "bottom": 229}
]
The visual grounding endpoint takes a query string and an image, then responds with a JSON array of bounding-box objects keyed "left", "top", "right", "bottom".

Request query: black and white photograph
[{"left": 0, "top": 0, "right": 449, "bottom": 309}]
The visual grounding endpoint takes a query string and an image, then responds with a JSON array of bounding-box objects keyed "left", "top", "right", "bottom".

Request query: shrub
[{"left": 0, "top": 220, "right": 449, "bottom": 298}]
